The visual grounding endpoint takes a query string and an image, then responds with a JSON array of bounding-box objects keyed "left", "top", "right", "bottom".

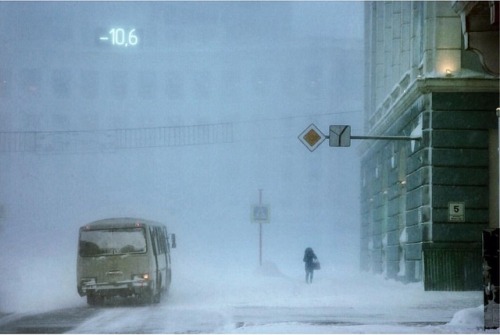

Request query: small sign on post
[
  {"left": 252, "top": 205, "right": 270, "bottom": 223},
  {"left": 252, "top": 190, "right": 270, "bottom": 267}
]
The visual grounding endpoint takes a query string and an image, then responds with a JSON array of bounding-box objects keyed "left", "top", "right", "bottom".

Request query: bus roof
[{"left": 81, "top": 217, "right": 165, "bottom": 230}]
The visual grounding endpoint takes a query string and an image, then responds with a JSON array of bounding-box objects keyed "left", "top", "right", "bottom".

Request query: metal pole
[
  {"left": 259, "top": 223, "right": 262, "bottom": 266},
  {"left": 497, "top": 108, "right": 500, "bottom": 227},
  {"left": 350, "top": 135, "right": 422, "bottom": 141},
  {"left": 259, "top": 189, "right": 263, "bottom": 266}
]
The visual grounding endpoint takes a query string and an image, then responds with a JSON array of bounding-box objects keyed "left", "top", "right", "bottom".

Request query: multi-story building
[
  {"left": 361, "top": 1, "right": 499, "bottom": 290},
  {"left": 0, "top": 2, "right": 362, "bottom": 151}
]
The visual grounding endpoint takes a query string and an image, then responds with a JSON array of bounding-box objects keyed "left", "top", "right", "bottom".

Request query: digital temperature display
[{"left": 97, "top": 28, "right": 139, "bottom": 47}]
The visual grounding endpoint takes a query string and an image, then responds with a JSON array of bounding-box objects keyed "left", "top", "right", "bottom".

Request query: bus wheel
[
  {"left": 139, "top": 291, "right": 154, "bottom": 304},
  {"left": 87, "top": 294, "right": 103, "bottom": 306},
  {"left": 154, "top": 274, "right": 162, "bottom": 303},
  {"left": 139, "top": 289, "right": 160, "bottom": 304},
  {"left": 153, "top": 290, "right": 161, "bottom": 304}
]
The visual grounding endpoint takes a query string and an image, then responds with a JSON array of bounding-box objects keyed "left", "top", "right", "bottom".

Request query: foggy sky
[{"left": 0, "top": 1, "right": 364, "bottom": 312}]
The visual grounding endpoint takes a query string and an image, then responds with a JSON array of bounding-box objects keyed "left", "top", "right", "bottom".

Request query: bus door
[{"left": 149, "top": 227, "right": 160, "bottom": 292}]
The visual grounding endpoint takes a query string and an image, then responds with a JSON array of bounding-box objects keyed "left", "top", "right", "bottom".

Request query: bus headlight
[{"left": 132, "top": 273, "right": 149, "bottom": 281}]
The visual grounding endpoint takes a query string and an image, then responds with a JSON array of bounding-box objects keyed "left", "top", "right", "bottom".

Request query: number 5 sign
[{"left": 449, "top": 202, "right": 465, "bottom": 222}]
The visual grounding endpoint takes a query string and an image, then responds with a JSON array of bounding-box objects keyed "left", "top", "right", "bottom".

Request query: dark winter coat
[{"left": 303, "top": 248, "right": 317, "bottom": 271}]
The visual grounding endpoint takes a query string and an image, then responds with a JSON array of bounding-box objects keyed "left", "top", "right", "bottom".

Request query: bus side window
[
  {"left": 152, "top": 226, "right": 166, "bottom": 255},
  {"left": 163, "top": 227, "right": 170, "bottom": 252},
  {"left": 150, "top": 227, "right": 159, "bottom": 256},
  {"left": 159, "top": 228, "right": 167, "bottom": 254}
]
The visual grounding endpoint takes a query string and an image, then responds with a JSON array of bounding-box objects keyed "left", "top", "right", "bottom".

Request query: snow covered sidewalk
[
  {"left": 1, "top": 257, "right": 495, "bottom": 334},
  {"left": 169, "top": 261, "right": 492, "bottom": 333}
]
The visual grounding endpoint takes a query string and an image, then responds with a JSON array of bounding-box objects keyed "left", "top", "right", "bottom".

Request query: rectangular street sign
[
  {"left": 252, "top": 205, "right": 270, "bottom": 223},
  {"left": 329, "top": 125, "right": 351, "bottom": 147}
]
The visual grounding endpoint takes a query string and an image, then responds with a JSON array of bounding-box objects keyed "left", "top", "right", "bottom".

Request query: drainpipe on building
[{"left": 497, "top": 107, "right": 500, "bottom": 227}]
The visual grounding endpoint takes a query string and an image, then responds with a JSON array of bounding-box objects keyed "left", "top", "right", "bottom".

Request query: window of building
[
  {"left": 0, "top": 69, "right": 11, "bottom": 98},
  {"left": 193, "top": 70, "right": 211, "bottom": 100},
  {"left": 280, "top": 67, "right": 297, "bottom": 97},
  {"left": 80, "top": 70, "right": 99, "bottom": 99},
  {"left": 138, "top": 71, "right": 157, "bottom": 100},
  {"left": 252, "top": 67, "right": 268, "bottom": 96},
  {"left": 110, "top": 71, "right": 128, "bottom": 99},
  {"left": 221, "top": 69, "right": 241, "bottom": 100},
  {"left": 51, "top": 69, "right": 72, "bottom": 98},
  {"left": 304, "top": 65, "right": 322, "bottom": 98},
  {"left": 20, "top": 68, "right": 42, "bottom": 97},
  {"left": 165, "top": 71, "right": 184, "bottom": 100}
]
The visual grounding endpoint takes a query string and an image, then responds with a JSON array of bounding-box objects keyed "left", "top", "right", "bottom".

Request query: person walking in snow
[{"left": 303, "top": 247, "right": 318, "bottom": 284}]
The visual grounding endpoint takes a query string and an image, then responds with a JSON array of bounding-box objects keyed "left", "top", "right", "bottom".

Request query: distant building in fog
[
  {"left": 0, "top": 2, "right": 362, "bottom": 135},
  {"left": 0, "top": 2, "right": 364, "bottom": 237},
  {"left": 361, "top": 1, "right": 499, "bottom": 290}
]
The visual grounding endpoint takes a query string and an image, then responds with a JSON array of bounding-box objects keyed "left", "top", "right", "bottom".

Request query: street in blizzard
[
  {"left": 0, "top": 266, "right": 486, "bottom": 333},
  {"left": 0, "top": 1, "right": 498, "bottom": 334}
]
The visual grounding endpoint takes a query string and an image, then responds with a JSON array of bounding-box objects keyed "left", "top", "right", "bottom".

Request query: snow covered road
[
  {"left": 72, "top": 265, "right": 489, "bottom": 333},
  {"left": 0, "top": 263, "right": 492, "bottom": 333}
]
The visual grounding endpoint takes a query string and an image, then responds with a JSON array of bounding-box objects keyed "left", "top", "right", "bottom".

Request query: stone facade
[{"left": 361, "top": 1, "right": 499, "bottom": 290}]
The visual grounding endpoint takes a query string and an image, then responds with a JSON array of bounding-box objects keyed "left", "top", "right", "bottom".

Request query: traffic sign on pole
[
  {"left": 329, "top": 125, "right": 351, "bottom": 147},
  {"left": 298, "top": 124, "right": 326, "bottom": 152},
  {"left": 252, "top": 205, "right": 270, "bottom": 223},
  {"left": 252, "top": 189, "right": 270, "bottom": 267},
  {"left": 299, "top": 123, "right": 421, "bottom": 152}
]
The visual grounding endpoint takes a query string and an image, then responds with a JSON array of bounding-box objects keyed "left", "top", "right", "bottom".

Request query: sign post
[
  {"left": 497, "top": 108, "right": 500, "bottom": 227},
  {"left": 299, "top": 123, "right": 421, "bottom": 151},
  {"left": 252, "top": 189, "right": 270, "bottom": 266}
]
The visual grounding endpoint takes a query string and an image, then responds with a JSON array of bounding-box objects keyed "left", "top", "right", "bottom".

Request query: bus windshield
[{"left": 79, "top": 228, "right": 147, "bottom": 257}]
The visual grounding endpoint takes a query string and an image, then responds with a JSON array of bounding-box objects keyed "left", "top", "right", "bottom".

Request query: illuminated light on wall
[
  {"left": 438, "top": 61, "right": 458, "bottom": 76},
  {"left": 435, "top": 49, "right": 461, "bottom": 77}
]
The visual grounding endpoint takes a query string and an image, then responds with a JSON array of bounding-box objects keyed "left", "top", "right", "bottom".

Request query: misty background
[{"left": 0, "top": 1, "right": 364, "bottom": 311}]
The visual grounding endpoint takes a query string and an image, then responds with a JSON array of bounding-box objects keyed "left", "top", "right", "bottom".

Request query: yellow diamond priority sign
[{"left": 299, "top": 124, "right": 326, "bottom": 152}]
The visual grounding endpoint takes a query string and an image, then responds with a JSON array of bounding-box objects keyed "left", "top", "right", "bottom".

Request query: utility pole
[
  {"left": 251, "top": 189, "right": 270, "bottom": 267},
  {"left": 259, "top": 189, "right": 263, "bottom": 266},
  {"left": 497, "top": 108, "right": 500, "bottom": 227},
  {"left": 0, "top": 205, "right": 4, "bottom": 233}
]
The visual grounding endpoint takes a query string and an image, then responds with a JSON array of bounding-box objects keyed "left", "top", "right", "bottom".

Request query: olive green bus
[{"left": 77, "top": 218, "right": 176, "bottom": 305}]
